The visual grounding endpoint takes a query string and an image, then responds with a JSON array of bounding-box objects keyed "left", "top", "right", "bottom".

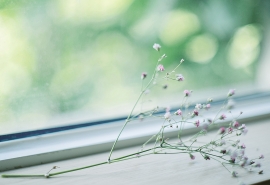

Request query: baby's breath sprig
[{"left": 1, "top": 44, "right": 263, "bottom": 179}]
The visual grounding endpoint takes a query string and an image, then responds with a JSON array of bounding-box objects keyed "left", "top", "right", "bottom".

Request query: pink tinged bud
[
  {"left": 176, "top": 74, "right": 184, "bottom": 81},
  {"left": 174, "top": 109, "right": 182, "bottom": 116},
  {"left": 241, "top": 143, "right": 246, "bottom": 149},
  {"left": 240, "top": 124, "right": 246, "bottom": 129},
  {"left": 141, "top": 72, "right": 147, "bottom": 80},
  {"left": 259, "top": 154, "right": 264, "bottom": 159},
  {"left": 194, "top": 120, "right": 200, "bottom": 127},
  {"left": 228, "top": 89, "right": 236, "bottom": 97},
  {"left": 164, "top": 112, "right": 171, "bottom": 119},
  {"left": 205, "top": 104, "right": 211, "bottom": 110},
  {"left": 183, "top": 90, "right": 191, "bottom": 97},
  {"left": 157, "top": 64, "right": 165, "bottom": 71},
  {"left": 189, "top": 153, "right": 195, "bottom": 160},
  {"left": 193, "top": 110, "right": 199, "bottom": 116},
  {"left": 233, "top": 121, "right": 240, "bottom": 128},
  {"left": 239, "top": 161, "right": 246, "bottom": 167},
  {"left": 253, "top": 162, "right": 261, "bottom": 168},
  {"left": 218, "top": 127, "right": 226, "bottom": 134},
  {"left": 219, "top": 114, "right": 226, "bottom": 120},
  {"left": 231, "top": 171, "right": 238, "bottom": 177},
  {"left": 228, "top": 127, "right": 233, "bottom": 133},
  {"left": 153, "top": 43, "right": 161, "bottom": 51}
]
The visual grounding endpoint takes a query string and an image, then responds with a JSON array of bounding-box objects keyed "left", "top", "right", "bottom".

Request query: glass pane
[{"left": 0, "top": 0, "right": 268, "bottom": 134}]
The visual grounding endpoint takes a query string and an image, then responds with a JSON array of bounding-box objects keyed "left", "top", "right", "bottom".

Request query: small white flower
[
  {"left": 164, "top": 112, "right": 171, "bottom": 119},
  {"left": 195, "top": 104, "right": 202, "bottom": 110},
  {"left": 153, "top": 43, "right": 161, "bottom": 51},
  {"left": 231, "top": 170, "right": 238, "bottom": 177}
]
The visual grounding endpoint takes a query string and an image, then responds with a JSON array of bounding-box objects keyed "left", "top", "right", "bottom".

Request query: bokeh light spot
[
  {"left": 185, "top": 34, "right": 218, "bottom": 64},
  {"left": 159, "top": 10, "right": 200, "bottom": 45},
  {"left": 228, "top": 24, "right": 261, "bottom": 69}
]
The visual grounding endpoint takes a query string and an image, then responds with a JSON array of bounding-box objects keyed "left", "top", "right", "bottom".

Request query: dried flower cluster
[{"left": 2, "top": 44, "right": 264, "bottom": 180}]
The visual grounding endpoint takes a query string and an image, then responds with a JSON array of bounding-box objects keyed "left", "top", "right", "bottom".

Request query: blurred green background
[{"left": 0, "top": 0, "right": 268, "bottom": 134}]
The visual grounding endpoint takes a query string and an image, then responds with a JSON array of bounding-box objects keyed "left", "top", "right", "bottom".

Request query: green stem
[
  {"left": 108, "top": 57, "right": 161, "bottom": 161},
  {"left": 1, "top": 174, "right": 44, "bottom": 178},
  {"left": 2, "top": 147, "right": 159, "bottom": 178}
]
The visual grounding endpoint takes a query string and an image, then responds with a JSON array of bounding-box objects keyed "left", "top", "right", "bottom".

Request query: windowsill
[{"left": 0, "top": 118, "right": 270, "bottom": 185}]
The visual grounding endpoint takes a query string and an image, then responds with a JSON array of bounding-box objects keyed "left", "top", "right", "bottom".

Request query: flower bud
[
  {"left": 141, "top": 72, "right": 147, "bottom": 80},
  {"left": 153, "top": 43, "right": 161, "bottom": 51},
  {"left": 228, "top": 89, "right": 236, "bottom": 97}
]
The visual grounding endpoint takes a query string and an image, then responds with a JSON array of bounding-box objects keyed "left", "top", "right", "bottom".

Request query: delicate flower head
[
  {"left": 240, "top": 124, "right": 246, "bottom": 129},
  {"left": 194, "top": 120, "right": 200, "bottom": 127},
  {"left": 242, "top": 128, "right": 248, "bottom": 135},
  {"left": 174, "top": 109, "right": 182, "bottom": 116},
  {"left": 176, "top": 74, "right": 184, "bottom": 81},
  {"left": 153, "top": 43, "right": 161, "bottom": 51},
  {"left": 164, "top": 112, "right": 171, "bottom": 119},
  {"left": 241, "top": 143, "right": 246, "bottom": 149},
  {"left": 228, "top": 89, "right": 236, "bottom": 97},
  {"left": 219, "top": 114, "right": 226, "bottom": 120},
  {"left": 227, "top": 127, "right": 233, "bottom": 133},
  {"left": 233, "top": 121, "right": 240, "bottom": 128},
  {"left": 195, "top": 104, "right": 202, "bottom": 110},
  {"left": 231, "top": 170, "right": 238, "bottom": 177},
  {"left": 189, "top": 153, "right": 195, "bottom": 160},
  {"left": 239, "top": 161, "right": 246, "bottom": 167},
  {"left": 141, "top": 72, "right": 147, "bottom": 80},
  {"left": 218, "top": 127, "right": 226, "bottom": 134},
  {"left": 204, "top": 104, "right": 211, "bottom": 110},
  {"left": 259, "top": 154, "right": 264, "bottom": 159},
  {"left": 157, "top": 64, "right": 165, "bottom": 71},
  {"left": 183, "top": 90, "right": 191, "bottom": 97},
  {"left": 193, "top": 109, "right": 199, "bottom": 116},
  {"left": 252, "top": 162, "right": 261, "bottom": 168},
  {"left": 231, "top": 150, "right": 238, "bottom": 159}
]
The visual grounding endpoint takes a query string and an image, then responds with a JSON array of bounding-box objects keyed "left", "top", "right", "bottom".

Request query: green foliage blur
[{"left": 0, "top": 0, "right": 268, "bottom": 133}]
